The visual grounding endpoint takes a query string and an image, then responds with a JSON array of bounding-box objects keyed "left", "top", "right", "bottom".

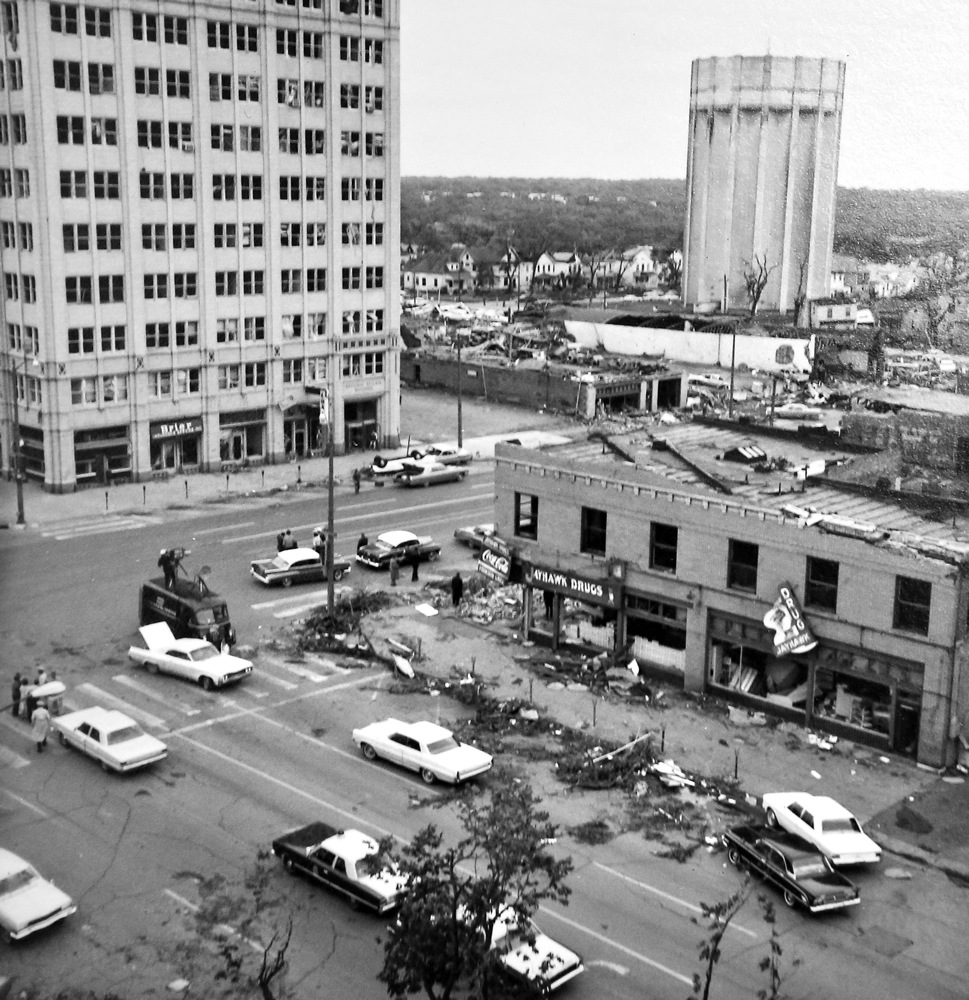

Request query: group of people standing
[
  {"left": 275, "top": 529, "right": 299, "bottom": 552},
  {"left": 10, "top": 669, "right": 61, "bottom": 753}
]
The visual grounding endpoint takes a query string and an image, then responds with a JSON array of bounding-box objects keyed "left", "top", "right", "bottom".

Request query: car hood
[
  {"left": 499, "top": 931, "right": 583, "bottom": 986},
  {"left": 0, "top": 879, "right": 74, "bottom": 934},
  {"left": 206, "top": 653, "right": 253, "bottom": 677}
]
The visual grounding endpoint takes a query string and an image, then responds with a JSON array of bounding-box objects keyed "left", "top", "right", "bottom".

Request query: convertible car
[
  {"left": 722, "top": 824, "right": 860, "bottom": 913},
  {"left": 272, "top": 822, "right": 408, "bottom": 914},
  {"left": 352, "top": 718, "right": 493, "bottom": 784},
  {"left": 761, "top": 792, "right": 882, "bottom": 865},
  {"left": 128, "top": 622, "right": 253, "bottom": 691},
  {"left": 250, "top": 547, "right": 352, "bottom": 587},
  {"left": 52, "top": 707, "right": 168, "bottom": 773},
  {"left": 0, "top": 848, "right": 77, "bottom": 941}
]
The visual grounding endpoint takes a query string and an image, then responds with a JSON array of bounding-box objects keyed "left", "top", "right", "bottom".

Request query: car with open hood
[
  {"left": 52, "top": 707, "right": 168, "bottom": 773},
  {"left": 352, "top": 718, "right": 493, "bottom": 784},
  {"left": 128, "top": 622, "right": 252, "bottom": 691},
  {"left": 0, "top": 848, "right": 77, "bottom": 942}
]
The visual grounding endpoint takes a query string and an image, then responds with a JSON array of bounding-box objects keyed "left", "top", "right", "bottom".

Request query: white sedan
[
  {"left": 128, "top": 622, "right": 253, "bottom": 691},
  {"left": 490, "top": 909, "right": 585, "bottom": 993},
  {"left": 393, "top": 463, "right": 469, "bottom": 488},
  {"left": 52, "top": 707, "right": 168, "bottom": 773},
  {"left": 352, "top": 718, "right": 493, "bottom": 784},
  {"left": 688, "top": 372, "right": 730, "bottom": 389},
  {"left": 761, "top": 792, "right": 882, "bottom": 865},
  {"left": 0, "top": 848, "right": 77, "bottom": 941},
  {"left": 421, "top": 445, "right": 473, "bottom": 467},
  {"left": 772, "top": 402, "right": 823, "bottom": 421}
]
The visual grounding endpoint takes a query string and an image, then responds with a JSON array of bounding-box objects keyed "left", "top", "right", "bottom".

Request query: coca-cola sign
[{"left": 477, "top": 546, "right": 511, "bottom": 583}]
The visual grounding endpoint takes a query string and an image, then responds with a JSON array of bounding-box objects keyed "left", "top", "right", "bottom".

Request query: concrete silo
[{"left": 683, "top": 55, "right": 845, "bottom": 316}]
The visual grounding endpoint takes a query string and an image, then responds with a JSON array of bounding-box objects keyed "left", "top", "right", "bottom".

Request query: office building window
[
  {"left": 277, "top": 29, "right": 297, "bottom": 57},
  {"left": 134, "top": 66, "right": 160, "bottom": 95},
  {"left": 239, "top": 126, "right": 261, "bottom": 151},
  {"left": 366, "top": 266, "right": 383, "bottom": 289},
  {"left": 172, "top": 223, "right": 195, "bottom": 249},
  {"left": 53, "top": 59, "right": 82, "bottom": 91},
  {"left": 209, "top": 73, "right": 231, "bottom": 101},
  {"left": 341, "top": 83, "right": 359, "bottom": 108},
  {"left": 95, "top": 223, "right": 122, "bottom": 250},
  {"left": 214, "top": 223, "right": 237, "bottom": 249},
  {"left": 138, "top": 119, "right": 162, "bottom": 148},
  {"left": 282, "top": 359, "right": 303, "bottom": 383},
  {"left": 64, "top": 224, "right": 90, "bottom": 252},
  {"left": 243, "top": 270, "right": 264, "bottom": 295},
  {"left": 306, "top": 268, "right": 326, "bottom": 292},
  {"left": 88, "top": 62, "right": 115, "bottom": 95},
  {"left": 649, "top": 522, "right": 678, "bottom": 572},
  {"left": 218, "top": 365, "right": 240, "bottom": 390},
  {"left": 173, "top": 273, "right": 197, "bottom": 298},
  {"left": 279, "top": 127, "right": 299, "bottom": 153},
  {"left": 14, "top": 168, "right": 28, "bottom": 197},
  {"left": 100, "top": 325, "right": 125, "bottom": 351},
  {"left": 145, "top": 322, "right": 170, "bottom": 348},
  {"left": 243, "top": 362, "right": 266, "bottom": 388},
  {"left": 238, "top": 75, "right": 260, "bottom": 101},
  {"left": 144, "top": 274, "right": 167, "bottom": 300},
  {"left": 365, "top": 177, "right": 383, "bottom": 201},
  {"left": 91, "top": 118, "right": 117, "bottom": 145},
  {"left": 215, "top": 271, "right": 238, "bottom": 296},
  {"left": 242, "top": 223, "right": 264, "bottom": 247},
  {"left": 341, "top": 130, "right": 359, "bottom": 156},
  {"left": 131, "top": 11, "right": 156, "bottom": 42},
  {"left": 366, "top": 309, "right": 384, "bottom": 332},
  {"left": 282, "top": 314, "right": 302, "bottom": 339},
  {"left": 304, "top": 80, "right": 325, "bottom": 106},
  {"left": 51, "top": 3, "right": 79, "bottom": 35},
  {"left": 894, "top": 576, "right": 931, "bottom": 635},
  {"left": 139, "top": 172, "right": 165, "bottom": 199},
  {"left": 342, "top": 310, "right": 360, "bottom": 334},
  {"left": 85, "top": 7, "right": 111, "bottom": 37},
  {"left": 307, "top": 313, "right": 326, "bottom": 338},
  {"left": 240, "top": 174, "right": 262, "bottom": 200},
  {"left": 805, "top": 558, "right": 839, "bottom": 612},
  {"left": 207, "top": 21, "right": 229, "bottom": 48},
  {"left": 93, "top": 171, "right": 120, "bottom": 199},
  {"left": 365, "top": 132, "right": 384, "bottom": 157},
  {"left": 212, "top": 124, "right": 234, "bottom": 151},
  {"left": 280, "top": 223, "right": 300, "bottom": 247},
  {"left": 66, "top": 276, "right": 93, "bottom": 303},
  {"left": 147, "top": 371, "right": 172, "bottom": 398},
  {"left": 57, "top": 115, "right": 85, "bottom": 145},
  {"left": 279, "top": 176, "right": 300, "bottom": 200},
  {"left": 342, "top": 267, "right": 360, "bottom": 290},
  {"left": 216, "top": 318, "right": 238, "bottom": 343},
  {"left": 142, "top": 224, "right": 165, "bottom": 251},
  {"left": 515, "top": 493, "right": 538, "bottom": 540},
  {"left": 175, "top": 369, "right": 200, "bottom": 395},
  {"left": 341, "top": 177, "right": 360, "bottom": 201},
  {"left": 98, "top": 275, "right": 124, "bottom": 303},
  {"left": 305, "top": 129, "right": 325, "bottom": 154},
  {"left": 305, "top": 176, "right": 325, "bottom": 201},
  {"left": 71, "top": 377, "right": 98, "bottom": 406},
  {"left": 166, "top": 69, "right": 190, "bottom": 99},
  {"left": 212, "top": 174, "right": 236, "bottom": 200},
  {"left": 60, "top": 170, "right": 87, "bottom": 198},
  {"left": 727, "top": 539, "right": 759, "bottom": 593},
  {"left": 366, "top": 222, "right": 383, "bottom": 245},
  {"left": 236, "top": 23, "right": 258, "bottom": 52},
  {"left": 175, "top": 321, "right": 198, "bottom": 346},
  {"left": 278, "top": 77, "right": 301, "bottom": 106},
  {"left": 365, "top": 85, "right": 383, "bottom": 111},
  {"left": 306, "top": 223, "right": 325, "bottom": 246},
  {"left": 163, "top": 15, "right": 188, "bottom": 45},
  {"left": 244, "top": 316, "right": 265, "bottom": 341},
  {"left": 339, "top": 36, "right": 359, "bottom": 61},
  {"left": 365, "top": 39, "right": 383, "bottom": 64},
  {"left": 169, "top": 121, "right": 192, "bottom": 149},
  {"left": 281, "top": 269, "right": 301, "bottom": 294}
]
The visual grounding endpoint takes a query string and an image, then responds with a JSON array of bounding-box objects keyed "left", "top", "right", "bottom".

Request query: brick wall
[{"left": 842, "top": 410, "right": 969, "bottom": 474}]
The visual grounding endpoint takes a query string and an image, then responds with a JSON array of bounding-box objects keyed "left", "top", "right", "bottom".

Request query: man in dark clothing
[
  {"left": 158, "top": 549, "right": 177, "bottom": 589},
  {"left": 410, "top": 552, "right": 420, "bottom": 582},
  {"left": 24, "top": 685, "right": 37, "bottom": 723},
  {"left": 276, "top": 531, "right": 286, "bottom": 552},
  {"left": 11, "top": 672, "right": 21, "bottom": 717},
  {"left": 357, "top": 532, "right": 368, "bottom": 554},
  {"left": 450, "top": 572, "right": 464, "bottom": 607},
  {"left": 352, "top": 468, "right": 361, "bottom": 494},
  {"left": 543, "top": 589, "right": 554, "bottom": 620}
]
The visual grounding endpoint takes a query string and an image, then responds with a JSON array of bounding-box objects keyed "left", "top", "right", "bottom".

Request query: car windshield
[
  {"left": 426, "top": 736, "right": 460, "bottom": 754},
  {"left": 792, "top": 859, "right": 829, "bottom": 878},
  {"left": 189, "top": 646, "right": 220, "bottom": 661},
  {"left": 0, "top": 868, "right": 36, "bottom": 895},
  {"left": 821, "top": 818, "right": 859, "bottom": 834},
  {"left": 107, "top": 725, "right": 144, "bottom": 745}
]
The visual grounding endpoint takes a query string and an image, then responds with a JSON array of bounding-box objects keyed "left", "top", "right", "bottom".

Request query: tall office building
[
  {"left": 0, "top": 0, "right": 400, "bottom": 492},
  {"left": 683, "top": 55, "right": 845, "bottom": 315}
]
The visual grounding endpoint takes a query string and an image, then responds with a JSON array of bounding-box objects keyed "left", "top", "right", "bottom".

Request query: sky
[{"left": 400, "top": 0, "right": 969, "bottom": 190}]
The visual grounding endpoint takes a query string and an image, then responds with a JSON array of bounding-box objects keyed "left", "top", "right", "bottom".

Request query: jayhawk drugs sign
[{"left": 763, "top": 583, "right": 817, "bottom": 655}]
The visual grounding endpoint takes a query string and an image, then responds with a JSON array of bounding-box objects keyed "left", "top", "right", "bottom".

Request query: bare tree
[
  {"left": 612, "top": 250, "right": 633, "bottom": 293},
  {"left": 791, "top": 258, "right": 809, "bottom": 326},
  {"left": 664, "top": 252, "right": 682, "bottom": 293},
  {"left": 691, "top": 885, "right": 750, "bottom": 1000},
  {"left": 743, "top": 254, "right": 779, "bottom": 317}
]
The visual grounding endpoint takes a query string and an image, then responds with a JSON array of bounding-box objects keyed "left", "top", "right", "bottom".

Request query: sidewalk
[{"left": 0, "top": 388, "right": 579, "bottom": 530}]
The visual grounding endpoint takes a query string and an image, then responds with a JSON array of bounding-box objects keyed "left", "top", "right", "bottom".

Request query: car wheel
[
  {"left": 58, "top": 731, "right": 68, "bottom": 747},
  {"left": 332, "top": 568, "right": 344, "bottom": 582},
  {"left": 727, "top": 848, "right": 742, "bottom": 867},
  {"left": 373, "top": 455, "right": 387, "bottom": 469},
  {"left": 420, "top": 767, "right": 436, "bottom": 785},
  {"left": 361, "top": 743, "right": 377, "bottom": 761},
  {"left": 200, "top": 676, "right": 214, "bottom": 692},
  {"left": 783, "top": 890, "right": 799, "bottom": 909},
  {"left": 282, "top": 577, "right": 293, "bottom": 588},
  {"left": 765, "top": 808, "right": 778, "bottom": 828},
  {"left": 429, "top": 551, "right": 439, "bottom": 561},
  {"left": 283, "top": 856, "right": 295, "bottom": 873},
  {"left": 146, "top": 662, "right": 158, "bottom": 675},
  {"left": 409, "top": 449, "right": 423, "bottom": 459}
]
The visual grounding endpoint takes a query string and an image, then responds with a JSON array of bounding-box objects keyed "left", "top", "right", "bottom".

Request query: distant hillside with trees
[{"left": 401, "top": 177, "right": 969, "bottom": 264}]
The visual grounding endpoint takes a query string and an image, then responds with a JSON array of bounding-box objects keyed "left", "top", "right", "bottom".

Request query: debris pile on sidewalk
[
  {"left": 421, "top": 579, "right": 523, "bottom": 624},
  {"left": 292, "top": 589, "right": 396, "bottom": 658}
]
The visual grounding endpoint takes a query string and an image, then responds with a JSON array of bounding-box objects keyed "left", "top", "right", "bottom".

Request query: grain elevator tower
[{"left": 683, "top": 55, "right": 845, "bottom": 315}]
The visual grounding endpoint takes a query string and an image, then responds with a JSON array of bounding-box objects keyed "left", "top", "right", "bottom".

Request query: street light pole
[
  {"left": 456, "top": 327, "right": 463, "bottom": 448},
  {"left": 324, "top": 387, "right": 335, "bottom": 628},
  {"left": 11, "top": 364, "right": 24, "bottom": 525}
]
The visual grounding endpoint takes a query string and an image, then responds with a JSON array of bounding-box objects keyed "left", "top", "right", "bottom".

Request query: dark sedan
[
  {"left": 722, "top": 824, "right": 860, "bottom": 913},
  {"left": 250, "top": 547, "right": 351, "bottom": 587}
]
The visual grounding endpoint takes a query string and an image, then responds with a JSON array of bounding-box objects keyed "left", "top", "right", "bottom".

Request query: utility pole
[
  {"left": 728, "top": 326, "right": 737, "bottom": 420},
  {"left": 323, "top": 387, "right": 335, "bottom": 627},
  {"left": 456, "top": 327, "right": 463, "bottom": 447},
  {"left": 11, "top": 364, "right": 24, "bottom": 525}
]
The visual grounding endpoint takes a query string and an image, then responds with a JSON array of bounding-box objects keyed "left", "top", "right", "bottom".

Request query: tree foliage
[{"left": 378, "top": 779, "right": 573, "bottom": 1000}]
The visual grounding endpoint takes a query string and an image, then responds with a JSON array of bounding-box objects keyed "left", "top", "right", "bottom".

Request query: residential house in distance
[
  {"left": 810, "top": 299, "right": 859, "bottom": 329},
  {"left": 533, "top": 251, "right": 582, "bottom": 290},
  {"left": 1, "top": 0, "right": 402, "bottom": 490}
]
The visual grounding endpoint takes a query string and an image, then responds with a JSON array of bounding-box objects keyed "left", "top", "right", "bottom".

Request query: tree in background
[
  {"left": 792, "top": 259, "right": 809, "bottom": 327},
  {"left": 378, "top": 780, "right": 573, "bottom": 1000}
]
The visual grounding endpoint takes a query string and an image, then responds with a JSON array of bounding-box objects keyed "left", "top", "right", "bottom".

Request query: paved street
[{"left": 1, "top": 390, "right": 967, "bottom": 999}]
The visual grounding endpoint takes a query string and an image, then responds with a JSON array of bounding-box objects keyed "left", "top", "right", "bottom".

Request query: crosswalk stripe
[
  {"left": 251, "top": 587, "right": 330, "bottom": 611},
  {"left": 0, "top": 743, "right": 32, "bottom": 769},
  {"left": 45, "top": 521, "right": 151, "bottom": 541},
  {"left": 112, "top": 675, "right": 201, "bottom": 716},
  {"left": 76, "top": 683, "right": 169, "bottom": 731},
  {"left": 268, "top": 661, "right": 327, "bottom": 683},
  {"left": 273, "top": 601, "right": 331, "bottom": 619}
]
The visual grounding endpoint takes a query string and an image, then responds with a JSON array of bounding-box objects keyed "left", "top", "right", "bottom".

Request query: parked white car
[
  {"left": 52, "top": 707, "right": 168, "bottom": 773},
  {"left": 761, "top": 792, "right": 882, "bottom": 865},
  {"left": 0, "top": 848, "right": 77, "bottom": 941},
  {"left": 352, "top": 718, "right": 493, "bottom": 784},
  {"left": 489, "top": 908, "right": 585, "bottom": 993},
  {"left": 128, "top": 622, "right": 253, "bottom": 691}
]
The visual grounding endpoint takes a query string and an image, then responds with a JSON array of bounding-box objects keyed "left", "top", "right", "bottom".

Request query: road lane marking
[
  {"left": 77, "top": 683, "right": 169, "bottom": 731},
  {"left": 593, "top": 861, "right": 758, "bottom": 939},
  {"left": 250, "top": 672, "right": 298, "bottom": 691},
  {"left": 0, "top": 789, "right": 49, "bottom": 817},
  {"left": 112, "top": 675, "right": 201, "bottom": 716},
  {"left": 163, "top": 889, "right": 264, "bottom": 952},
  {"left": 535, "top": 905, "right": 693, "bottom": 985},
  {"left": 193, "top": 521, "right": 256, "bottom": 535},
  {"left": 268, "top": 661, "right": 327, "bottom": 683}
]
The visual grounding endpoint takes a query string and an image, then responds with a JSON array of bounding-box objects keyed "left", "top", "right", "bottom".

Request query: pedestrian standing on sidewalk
[
  {"left": 23, "top": 680, "right": 36, "bottom": 724},
  {"left": 389, "top": 557, "right": 399, "bottom": 587},
  {"left": 410, "top": 552, "right": 420, "bottom": 583},
  {"left": 352, "top": 468, "right": 361, "bottom": 494},
  {"left": 276, "top": 530, "right": 286, "bottom": 552},
  {"left": 48, "top": 671, "right": 63, "bottom": 716},
  {"left": 32, "top": 700, "right": 51, "bottom": 753},
  {"left": 357, "top": 532, "right": 368, "bottom": 554},
  {"left": 11, "top": 672, "right": 21, "bottom": 718},
  {"left": 450, "top": 572, "right": 464, "bottom": 607}
]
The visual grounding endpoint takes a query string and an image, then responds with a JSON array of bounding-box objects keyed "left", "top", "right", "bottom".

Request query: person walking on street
[
  {"left": 389, "top": 557, "right": 399, "bottom": 587},
  {"left": 357, "top": 532, "right": 368, "bottom": 554},
  {"left": 352, "top": 467, "right": 361, "bottom": 494},
  {"left": 32, "top": 700, "right": 51, "bottom": 753},
  {"left": 450, "top": 572, "right": 464, "bottom": 608},
  {"left": 410, "top": 552, "right": 420, "bottom": 583},
  {"left": 48, "top": 671, "right": 63, "bottom": 716},
  {"left": 11, "top": 672, "right": 21, "bottom": 718}
]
